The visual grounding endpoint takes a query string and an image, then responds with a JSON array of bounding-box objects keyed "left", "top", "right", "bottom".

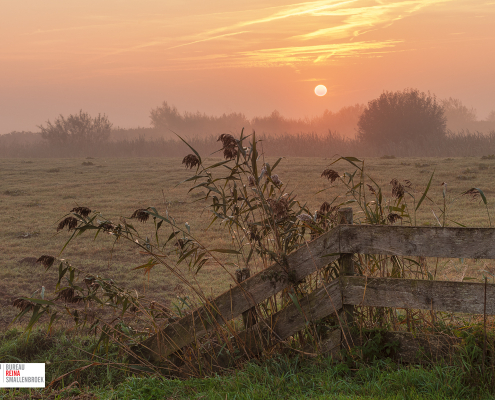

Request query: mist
[{"left": 2, "top": 95, "right": 495, "bottom": 159}]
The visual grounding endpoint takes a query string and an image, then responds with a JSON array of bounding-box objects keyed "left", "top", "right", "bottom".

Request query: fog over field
[{"left": 2, "top": 93, "right": 495, "bottom": 159}]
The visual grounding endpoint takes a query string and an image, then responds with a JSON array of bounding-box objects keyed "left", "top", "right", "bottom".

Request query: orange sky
[{"left": 1, "top": 0, "right": 494, "bottom": 132}]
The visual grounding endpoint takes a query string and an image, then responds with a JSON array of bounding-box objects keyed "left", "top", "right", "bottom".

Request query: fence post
[
  {"left": 235, "top": 268, "right": 257, "bottom": 329},
  {"left": 338, "top": 208, "right": 355, "bottom": 328}
]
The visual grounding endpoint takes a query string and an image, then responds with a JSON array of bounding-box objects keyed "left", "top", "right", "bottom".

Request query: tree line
[{"left": 2, "top": 88, "right": 495, "bottom": 158}]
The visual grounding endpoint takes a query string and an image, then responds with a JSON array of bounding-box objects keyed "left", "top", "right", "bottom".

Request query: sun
[{"left": 314, "top": 85, "right": 327, "bottom": 96}]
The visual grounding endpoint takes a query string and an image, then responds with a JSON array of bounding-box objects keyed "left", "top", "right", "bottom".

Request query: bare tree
[{"left": 38, "top": 110, "right": 112, "bottom": 147}]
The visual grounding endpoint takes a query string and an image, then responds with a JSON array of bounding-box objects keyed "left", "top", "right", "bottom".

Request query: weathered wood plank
[
  {"left": 141, "top": 224, "right": 495, "bottom": 360},
  {"left": 236, "top": 280, "right": 342, "bottom": 355},
  {"left": 341, "top": 276, "right": 495, "bottom": 315},
  {"left": 338, "top": 208, "right": 355, "bottom": 328},
  {"left": 141, "top": 229, "right": 341, "bottom": 360},
  {"left": 339, "top": 225, "right": 495, "bottom": 259}
]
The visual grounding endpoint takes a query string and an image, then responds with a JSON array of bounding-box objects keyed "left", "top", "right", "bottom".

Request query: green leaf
[
  {"left": 20, "top": 297, "right": 55, "bottom": 306},
  {"left": 271, "top": 157, "right": 283, "bottom": 172},
  {"left": 205, "top": 160, "right": 231, "bottom": 170},
  {"left": 251, "top": 132, "right": 258, "bottom": 182},
  {"left": 416, "top": 171, "right": 434, "bottom": 211},
  {"left": 133, "top": 260, "right": 159, "bottom": 271},
  {"left": 175, "top": 133, "right": 202, "bottom": 165},
  {"left": 210, "top": 249, "right": 241, "bottom": 254},
  {"left": 463, "top": 187, "right": 488, "bottom": 205},
  {"left": 288, "top": 291, "right": 304, "bottom": 316}
]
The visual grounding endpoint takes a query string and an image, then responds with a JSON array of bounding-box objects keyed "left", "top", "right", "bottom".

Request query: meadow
[
  {"left": 2, "top": 154, "right": 495, "bottom": 398},
  {"left": 1, "top": 155, "right": 495, "bottom": 330}
]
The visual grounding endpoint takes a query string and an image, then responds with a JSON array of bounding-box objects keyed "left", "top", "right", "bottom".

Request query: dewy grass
[
  {"left": 90, "top": 356, "right": 492, "bottom": 399},
  {"left": 0, "top": 328, "right": 128, "bottom": 393}
]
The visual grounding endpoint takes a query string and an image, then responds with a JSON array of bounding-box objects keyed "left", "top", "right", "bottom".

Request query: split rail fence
[{"left": 139, "top": 208, "right": 495, "bottom": 363}]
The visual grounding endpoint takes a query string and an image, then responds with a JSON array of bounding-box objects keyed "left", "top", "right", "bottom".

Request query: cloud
[
  {"left": 293, "top": 0, "right": 450, "bottom": 40},
  {"left": 236, "top": 40, "right": 401, "bottom": 65}
]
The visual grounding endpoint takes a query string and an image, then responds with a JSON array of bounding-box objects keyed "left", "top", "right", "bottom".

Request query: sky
[{"left": 1, "top": 0, "right": 494, "bottom": 133}]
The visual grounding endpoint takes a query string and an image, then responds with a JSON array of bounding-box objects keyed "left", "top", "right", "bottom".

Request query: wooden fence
[{"left": 139, "top": 208, "right": 495, "bottom": 363}]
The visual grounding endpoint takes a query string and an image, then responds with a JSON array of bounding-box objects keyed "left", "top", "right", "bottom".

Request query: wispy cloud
[
  {"left": 156, "top": 0, "right": 451, "bottom": 68},
  {"left": 236, "top": 40, "right": 401, "bottom": 65},
  {"left": 166, "top": 31, "right": 250, "bottom": 50},
  {"left": 293, "top": 0, "right": 450, "bottom": 40},
  {"left": 8, "top": 0, "right": 456, "bottom": 76}
]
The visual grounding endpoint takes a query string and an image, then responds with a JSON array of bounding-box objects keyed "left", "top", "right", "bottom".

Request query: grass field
[
  {"left": 0, "top": 153, "right": 495, "bottom": 399},
  {"left": 1, "top": 155, "right": 495, "bottom": 331}
]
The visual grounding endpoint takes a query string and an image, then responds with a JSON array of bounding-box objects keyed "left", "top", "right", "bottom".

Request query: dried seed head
[
  {"left": 217, "top": 134, "right": 238, "bottom": 160},
  {"left": 131, "top": 209, "right": 149, "bottom": 223},
  {"left": 266, "top": 197, "right": 290, "bottom": 219},
  {"left": 248, "top": 175, "right": 255, "bottom": 187},
  {"left": 260, "top": 165, "right": 267, "bottom": 176},
  {"left": 319, "top": 201, "right": 331, "bottom": 214},
  {"left": 84, "top": 276, "right": 95, "bottom": 286},
  {"left": 463, "top": 188, "right": 480, "bottom": 200},
  {"left": 321, "top": 169, "right": 340, "bottom": 183},
  {"left": 297, "top": 213, "right": 313, "bottom": 222},
  {"left": 57, "top": 217, "right": 78, "bottom": 232},
  {"left": 217, "top": 133, "right": 237, "bottom": 148},
  {"left": 174, "top": 239, "right": 186, "bottom": 249},
  {"left": 403, "top": 179, "right": 413, "bottom": 189},
  {"left": 58, "top": 287, "right": 85, "bottom": 303},
  {"left": 12, "top": 298, "right": 34, "bottom": 312},
  {"left": 387, "top": 213, "right": 402, "bottom": 224},
  {"left": 366, "top": 184, "right": 377, "bottom": 195},
  {"left": 37, "top": 255, "right": 55, "bottom": 268},
  {"left": 248, "top": 225, "right": 261, "bottom": 242},
  {"left": 223, "top": 146, "right": 238, "bottom": 160},
  {"left": 99, "top": 222, "right": 115, "bottom": 232},
  {"left": 390, "top": 179, "right": 405, "bottom": 199},
  {"left": 71, "top": 207, "right": 91, "bottom": 217},
  {"left": 58, "top": 287, "right": 76, "bottom": 303},
  {"left": 271, "top": 174, "right": 282, "bottom": 186},
  {"left": 182, "top": 154, "right": 200, "bottom": 169}
]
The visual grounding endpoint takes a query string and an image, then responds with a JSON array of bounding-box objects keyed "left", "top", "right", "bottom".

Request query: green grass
[
  {"left": 2, "top": 346, "right": 492, "bottom": 399},
  {"left": 0, "top": 328, "right": 127, "bottom": 398},
  {"left": 103, "top": 360, "right": 486, "bottom": 400}
]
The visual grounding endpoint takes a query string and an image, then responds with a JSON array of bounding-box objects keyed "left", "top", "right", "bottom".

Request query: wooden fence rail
[{"left": 140, "top": 208, "right": 495, "bottom": 361}]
